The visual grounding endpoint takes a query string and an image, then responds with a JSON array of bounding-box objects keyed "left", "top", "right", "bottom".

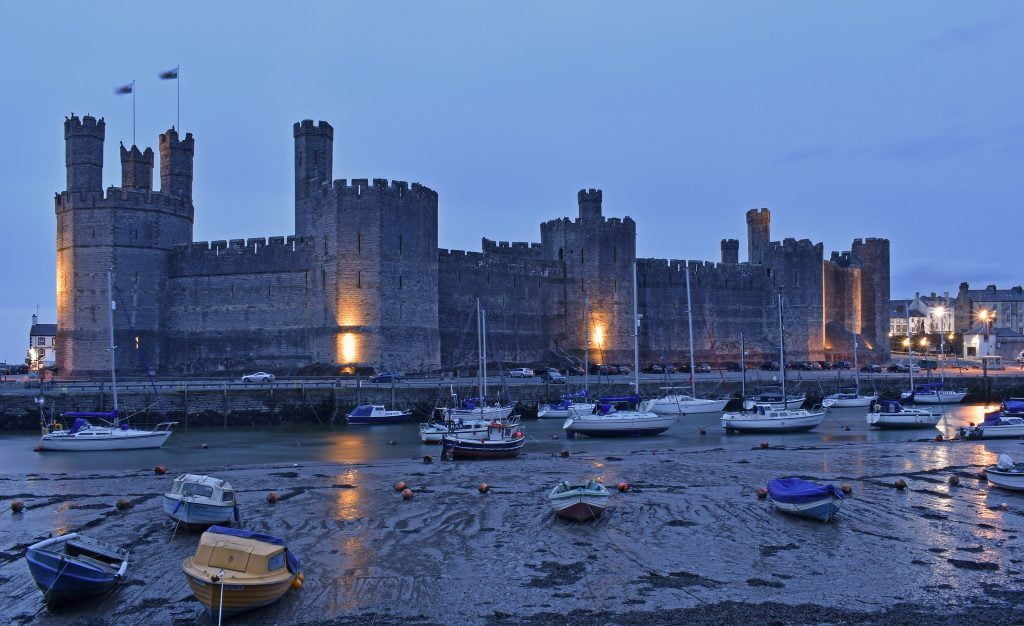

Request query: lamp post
[{"left": 978, "top": 308, "right": 995, "bottom": 403}]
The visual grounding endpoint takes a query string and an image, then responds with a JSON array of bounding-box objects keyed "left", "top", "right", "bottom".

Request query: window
[
  {"left": 267, "top": 552, "right": 285, "bottom": 571},
  {"left": 399, "top": 235, "right": 403, "bottom": 254},
  {"left": 183, "top": 483, "right": 214, "bottom": 498},
  {"left": 357, "top": 271, "right": 362, "bottom": 288},
  {"left": 357, "top": 233, "right": 362, "bottom": 254},
  {"left": 399, "top": 275, "right": 403, "bottom": 289},
  {"left": 37, "top": 337, "right": 45, "bottom": 346}
]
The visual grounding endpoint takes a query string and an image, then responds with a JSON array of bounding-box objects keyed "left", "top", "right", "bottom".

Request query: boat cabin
[
  {"left": 191, "top": 531, "right": 288, "bottom": 577},
  {"left": 486, "top": 421, "right": 523, "bottom": 440},
  {"left": 349, "top": 405, "right": 387, "bottom": 418},
  {"left": 168, "top": 474, "right": 235, "bottom": 504}
]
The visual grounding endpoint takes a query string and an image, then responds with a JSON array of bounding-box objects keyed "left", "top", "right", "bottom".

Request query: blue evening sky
[{"left": 1, "top": 2, "right": 1021, "bottom": 363}]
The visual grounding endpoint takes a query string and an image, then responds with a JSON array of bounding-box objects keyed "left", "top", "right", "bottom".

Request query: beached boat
[
  {"left": 448, "top": 399, "right": 514, "bottom": 421},
  {"left": 641, "top": 390, "right": 729, "bottom": 415},
  {"left": 25, "top": 533, "right": 129, "bottom": 608},
  {"left": 984, "top": 454, "right": 1024, "bottom": 492},
  {"left": 548, "top": 480, "right": 610, "bottom": 521},
  {"left": 900, "top": 383, "right": 967, "bottom": 405},
  {"left": 563, "top": 398, "right": 676, "bottom": 437},
  {"left": 766, "top": 477, "right": 844, "bottom": 522},
  {"left": 346, "top": 404, "right": 412, "bottom": 425},
  {"left": 163, "top": 474, "right": 239, "bottom": 530},
  {"left": 441, "top": 420, "right": 525, "bottom": 459},
  {"left": 743, "top": 388, "right": 806, "bottom": 410},
  {"left": 865, "top": 399, "right": 941, "bottom": 429},
  {"left": 822, "top": 387, "right": 877, "bottom": 408},
  {"left": 959, "top": 401, "right": 1024, "bottom": 439},
  {"left": 722, "top": 404, "right": 824, "bottom": 433},
  {"left": 538, "top": 390, "right": 595, "bottom": 419},
  {"left": 182, "top": 526, "right": 301, "bottom": 619}
]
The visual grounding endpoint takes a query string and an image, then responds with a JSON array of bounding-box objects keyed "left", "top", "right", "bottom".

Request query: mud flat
[{"left": 2, "top": 437, "right": 1024, "bottom": 624}]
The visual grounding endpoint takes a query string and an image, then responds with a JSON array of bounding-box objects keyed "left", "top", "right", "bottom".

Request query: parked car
[
  {"left": 819, "top": 361, "right": 834, "bottom": 370},
  {"left": 695, "top": 363, "right": 711, "bottom": 374},
  {"left": 648, "top": 364, "right": 665, "bottom": 374},
  {"left": 724, "top": 362, "right": 744, "bottom": 372},
  {"left": 617, "top": 365, "right": 631, "bottom": 375},
  {"left": 887, "top": 362, "right": 921, "bottom": 373},
  {"left": 860, "top": 363, "right": 882, "bottom": 373},
  {"left": 509, "top": 368, "right": 534, "bottom": 378},
  {"left": 370, "top": 371, "right": 402, "bottom": 383},
  {"left": 541, "top": 368, "right": 566, "bottom": 383},
  {"left": 565, "top": 365, "right": 585, "bottom": 376},
  {"left": 760, "top": 361, "right": 780, "bottom": 371},
  {"left": 241, "top": 372, "right": 275, "bottom": 383},
  {"left": 835, "top": 361, "right": 852, "bottom": 370}
]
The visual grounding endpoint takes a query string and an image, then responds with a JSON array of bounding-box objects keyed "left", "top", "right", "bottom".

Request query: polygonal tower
[
  {"left": 293, "top": 119, "right": 334, "bottom": 238},
  {"left": 746, "top": 207, "right": 770, "bottom": 264}
]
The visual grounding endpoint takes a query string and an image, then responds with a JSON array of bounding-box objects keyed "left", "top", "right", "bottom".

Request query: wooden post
[
  {"left": 184, "top": 382, "right": 189, "bottom": 430},
  {"left": 222, "top": 384, "right": 228, "bottom": 430}
]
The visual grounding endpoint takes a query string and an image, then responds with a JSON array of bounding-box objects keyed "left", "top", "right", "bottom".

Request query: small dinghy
[
  {"left": 549, "top": 480, "right": 610, "bottom": 521},
  {"left": 766, "top": 477, "right": 844, "bottom": 523},
  {"left": 984, "top": 454, "right": 1024, "bottom": 492},
  {"left": 163, "top": 474, "right": 239, "bottom": 530},
  {"left": 182, "top": 526, "right": 302, "bottom": 619},
  {"left": 25, "top": 533, "right": 129, "bottom": 608}
]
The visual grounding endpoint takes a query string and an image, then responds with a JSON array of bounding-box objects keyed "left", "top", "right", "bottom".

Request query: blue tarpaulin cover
[
  {"left": 207, "top": 526, "right": 301, "bottom": 573},
  {"left": 767, "top": 477, "right": 844, "bottom": 504},
  {"left": 1004, "top": 400, "right": 1024, "bottom": 415},
  {"left": 348, "top": 405, "right": 374, "bottom": 417}
]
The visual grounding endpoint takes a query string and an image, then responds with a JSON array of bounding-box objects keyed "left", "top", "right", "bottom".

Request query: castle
[{"left": 56, "top": 116, "right": 890, "bottom": 376}]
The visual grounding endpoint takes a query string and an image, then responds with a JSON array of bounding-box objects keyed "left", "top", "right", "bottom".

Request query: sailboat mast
[
  {"left": 584, "top": 296, "right": 590, "bottom": 395},
  {"left": 476, "top": 298, "right": 484, "bottom": 416},
  {"left": 778, "top": 291, "right": 786, "bottom": 401},
  {"left": 906, "top": 305, "right": 914, "bottom": 389},
  {"left": 685, "top": 262, "right": 696, "bottom": 397},
  {"left": 107, "top": 270, "right": 119, "bottom": 415},
  {"left": 853, "top": 334, "right": 860, "bottom": 393},
  {"left": 632, "top": 261, "right": 640, "bottom": 396},
  {"left": 482, "top": 308, "right": 488, "bottom": 400},
  {"left": 740, "top": 332, "right": 746, "bottom": 401}
]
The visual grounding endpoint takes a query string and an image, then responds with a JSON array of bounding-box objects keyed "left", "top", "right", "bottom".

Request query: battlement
[
  {"left": 171, "top": 235, "right": 313, "bottom": 277},
  {"left": 829, "top": 251, "right": 853, "bottom": 267},
  {"left": 64, "top": 114, "right": 105, "bottom": 137},
  {"left": 746, "top": 207, "right": 770, "bottom": 222},
  {"left": 328, "top": 178, "right": 438, "bottom": 200},
  {"left": 438, "top": 248, "right": 484, "bottom": 261},
  {"left": 158, "top": 127, "right": 195, "bottom": 150},
  {"left": 851, "top": 237, "right": 890, "bottom": 247},
  {"left": 293, "top": 119, "right": 334, "bottom": 139},
  {"left": 482, "top": 238, "right": 542, "bottom": 252},
  {"left": 769, "top": 237, "right": 821, "bottom": 254},
  {"left": 56, "top": 187, "right": 193, "bottom": 216}
]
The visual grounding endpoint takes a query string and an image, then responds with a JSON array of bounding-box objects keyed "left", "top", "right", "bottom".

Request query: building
[
  {"left": 28, "top": 314, "right": 56, "bottom": 369},
  {"left": 954, "top": 283, "right": 1024, "bottom": 335},
  {"left": 55, "top": 115, "right": 891, "bottom": 377},
  {"left": 890, "top": 292, "right": 953, "bottom": 335},
  {"left": 962, "top": 325, "right": 1024, "bottom": 362}
]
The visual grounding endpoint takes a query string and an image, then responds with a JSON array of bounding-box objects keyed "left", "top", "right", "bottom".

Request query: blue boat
[
  {"left": 25, "top": 533, "right": 129, "bottom": 607},
  {"left": 346, "top": 404, "right": 412, "bottom": 425},
  {"left": 766, "top": 477, "right": 844, "bottom": 523},
  {"left": 163, "top": 474, "right": 239, "bottom": 530}
]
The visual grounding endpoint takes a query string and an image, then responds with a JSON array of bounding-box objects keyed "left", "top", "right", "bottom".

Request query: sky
[{"left": 0, "top": 2, "right": 1021, "bottom": 363}]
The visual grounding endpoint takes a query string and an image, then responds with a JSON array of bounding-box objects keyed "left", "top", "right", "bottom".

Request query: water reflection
[{"left": 333, "top": 469, "right": 363, "bottom": 521}]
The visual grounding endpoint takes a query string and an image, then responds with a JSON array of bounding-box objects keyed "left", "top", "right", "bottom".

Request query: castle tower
[
  {"left": 578, "top": 189, "right": 602, "bottom": 221},
  {"left": 720, "top": 239, "right": 739, "bottom": 264},
  {"left": 746, "top": 207, "right": 770, "bottom": 264},
  {"left": 850, "top": 238, "right": 891, "bottom": 359},
  {"left": 159, "top": 128, "right": 194, "bottom": 200},
  {"left": 294, "top": 120, "right": 334, "bottom": 237},
  {"left": 64, "top": 115, "right": 105, "bottom": 192},
  {"left": 120, "top": 143, "right": 154, "bottom": 191}
]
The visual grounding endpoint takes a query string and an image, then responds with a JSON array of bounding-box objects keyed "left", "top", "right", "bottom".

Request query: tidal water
[{"left": 0, "top": 403, "right": 1000, "bottom": 474}]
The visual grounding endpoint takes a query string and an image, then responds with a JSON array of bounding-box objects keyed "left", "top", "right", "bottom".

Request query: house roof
[
  {"left": 29, "top": 323, "right": 56, "bottom": 337},
  {"left": 966, "top": 287, "right": 1024, "bottom": 303}
]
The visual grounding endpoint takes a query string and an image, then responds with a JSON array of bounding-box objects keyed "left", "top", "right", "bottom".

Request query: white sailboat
[
  {"left": 642, "top": 263, "right": 728, "bottom": 415},
  {"left": 865, "top": 399, "right": 941, "bottom": 429},
  {"left": 564, "top": 262, "right": 676, "bottom": 437},
  {"left": 38, "top": 271, "right": 176, "bottom": 451},
  {"left": 722, "top": 292, "right": 824, "bottom": 433},
  {"left": 823, "top": 335, "right": 876, "bottom": 408}
]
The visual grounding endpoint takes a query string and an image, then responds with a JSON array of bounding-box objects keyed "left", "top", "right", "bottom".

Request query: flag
[
  {"left": 115, "top": 83, "right": 133, "bottom": 95},
  {"left": 159, "top": 67, "right": 179, "bottom": 80}
]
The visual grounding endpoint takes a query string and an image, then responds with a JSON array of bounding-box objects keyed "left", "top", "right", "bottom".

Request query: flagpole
[
  {"left": 177, "top": 65, "right": 180, "bottom": 131},
  {"left": 132, "top": 79, "right": 136, "bottom": 146}
]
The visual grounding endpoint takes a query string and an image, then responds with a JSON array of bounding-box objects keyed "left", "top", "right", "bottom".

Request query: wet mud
[{"left": 2, "top": 435, "right": 1024, "bottom": 624}]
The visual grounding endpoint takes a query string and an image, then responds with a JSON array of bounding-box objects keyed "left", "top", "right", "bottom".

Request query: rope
[
  {"left": 217, "top": 568, "right": 226, "bottom": 626},
  {"left": 43, "top": 556, "right": 72, "bottom": 605}
]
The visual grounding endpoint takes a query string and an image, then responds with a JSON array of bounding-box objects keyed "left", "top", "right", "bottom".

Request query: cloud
[{"left": 920, "top": 18, "right": 1014, "bottom": 50}]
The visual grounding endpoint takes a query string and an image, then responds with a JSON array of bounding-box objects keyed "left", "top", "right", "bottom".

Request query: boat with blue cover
[
  {"left": 563, "top": 396, "right": 676, "bottom": 437},
  {"left": 901, "top": 382, "right": 967, "bottom": 404},
  {"left": 346, "top": 404, "right": 412, "bottom": 425},
  {"left": 537, "top": 390, "right": 595, "bottom": 419},
  {"left": 866, "top": 399, "right": 941, "bottom": 429},
  {"left": 25, "top": 533, "right": 129, "bottom": 608},
  {"left": 766, "top": 477, "right": 844, "bottom": 522},
  {"left": 163, "top": 474, "right": 239, "bottom": 530},
  {"left": 959, "top": 400, "right": 1024, "bottom": 439},
  {"left": 182, "top": 526, "right": 302, "bottom": 618}
]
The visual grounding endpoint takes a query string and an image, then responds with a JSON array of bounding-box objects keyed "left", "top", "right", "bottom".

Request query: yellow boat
[{"left": 182, "top": 525, "right": 302, "bottom": 618}]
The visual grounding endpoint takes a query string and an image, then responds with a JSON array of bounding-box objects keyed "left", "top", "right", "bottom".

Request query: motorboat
[
  {"left": 25, "top": 533, "right": 129, "bottom": 607},
  {"left": 538, "top": 391, "right": 595, "bottom": 419},
  {"left": 721, "top": 404, "right": 825, "bottom": 433},
  {"left": 419, "top": 407, "right": 519, "bottom": 443},
  {"left": 641, "top": 389, "right": 729, "bottom": 415},
  {"left": 959, "top": 401, "right": 1024, "bottom": 439},
  {"left": 163, "top": 474, "right": 239, "bottom": 530},
  {"left": 865, "top": 399, "right": 941, "bottom": 429},
  {"left": 448, "top": 399, "right": 514, "bottom": 421},
  {"left": 743, "top": 388, "right": 806, "bottom": 410},
  {"left": 901, "top": 382, "right": 967, "bottom": 404},
  {"left": 182, "top": 526, "right": 301, "bottom": 619},
  {"left": 549, "top": 480, "right": 610, "bottom": 521},
  {"left": 984, "top": 454, "right": 1024, "bottom": 492},
  {"left": 563, "top": 397, "right": 676, "bottom": 437},
  {"left": 38, "top": 411, "right": 176, "bottom": 451},
  {"left": 346, "top": 404, "right": 412, "bottom": 425},
  {"left": 766, "top": 477, "right": 844, "bottom": 522},
  {"left": 441, "top": 420, "right": 526, "bottom": 459},
  {"left": 822, "top": 386, "right": 877, "bottom": 408}
]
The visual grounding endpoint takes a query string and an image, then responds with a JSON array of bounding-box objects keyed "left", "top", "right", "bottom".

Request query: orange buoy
[
  {"left": 291, "top": 577, "right": 303, "bottom": 590},
  {"left": 402, "top": 488, "right": 414, "bottom": 500},
  {"left": 560, "top": 450, "right": 570, "bottom": 458},
  {"left": 154, "top": 465, "right": 167, "bottom": 475},
  {"left": 755, "top": 487, "right": 768, "bottom": 499},
  {"left": 894, "top": 479, "right": 907, "bottom": 490},
  {"left": 948, "top": 475, "right": 960, "bottom": 486},
  {"left": 10, "top": 500, "right": 24, "bottom": 513},
  {"left": 478, "top": 483, "right": 490, "bottom": 494},
  {"left": 617, "top": 482, "right": 630, "bottom": 493},
  {"left": 935, "top": 434, "right": 944, "bottom": 442},
  {"left": 266, "top": 492, "right": 280, "bottom": 504},
  {"left": 394, "top": 481, "right": 407, "bottom": 492},
  {"left": 115, "top": 499, "right": 131, "bottom": 510},
  {"left": 423, "top": 455, "right": 433, "bottom": 464},
  {"left": 840, "top": 484, "right": 853, "bottom": 495},
  {"left": 1001, "top": 502, "right": 1009, "bottom": 510},
  {"left": 759, "top": 441, "right": 769, "bottom": 449}
]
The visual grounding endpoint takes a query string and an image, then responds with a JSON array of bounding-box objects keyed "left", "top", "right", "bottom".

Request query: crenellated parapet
[
  {"left": 169, "top": 235, "right": 313, "bottom": 277},
  {"left": 55, "top": 187, "right": 193, "bottom": 219},
  {"left": 327, "top": 178, "right": 438, "bottom": 202}
]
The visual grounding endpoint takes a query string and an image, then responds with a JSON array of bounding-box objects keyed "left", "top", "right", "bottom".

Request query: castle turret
[
  {"left": 850, "top": 237, "right": 891, "bottom": 359},
  {"left": 64, "top": 115, "right": 105, "bottom": 192},
  {"left": 720, "top": 239, "right": 739, "bottom": 264},
  {"left": 294, "top": 119, "right": 334, "bottom": 236},
  {"left": 159, "top": 128, "right": 194, "bottom": 200},
  {"left": 746, "top": 208, "right": 770, "bottom": 264},
  {"left": 578, "top": 189, "right": 602, "bottom": 221},
  {"left": 120, "top": 143, "right": 154, "bottom": 191}
]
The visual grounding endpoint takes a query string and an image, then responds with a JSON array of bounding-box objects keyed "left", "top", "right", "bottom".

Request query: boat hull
[
  {"left": 866, "top": 411, "right": 940, "bottom": 429},
  {"left": 770, "top": 495, "right": 843, "bottom": 522},
  {"left": 563, "top": 413, "right": 675, "bottom": 437},
  {"left": 38, "top": 430, "right": 172, "bottom": 451},
  {"left": 442, "top": 435, "right": 525, "bottom": 459},
  {"left": 909, "top": 391, "right": 967, "bottom": 404},
  {"left": 743, "top": 396, "right": 806, "bottom": 410},
  {"left": 822, "top": 395, "right": 876, "bottom": 408},
  {"left": 163, "top": 496, "right": 236, "bottom": 530},
  {"left": 538, "top": 403, "right": 595, "bottom": 419},
  {"left": 25, "top": 535, "right": 127, "bottom": 608},
  {"left": 985, "top": 468, "right": 1024, "bottom": 491},
  {"left": 721, "top": 412, "right": 824, "bottom": 433},
  {"left": 448, "top": 406, "right": 514, "bottom": 421},
  {"left": 643, "top": 397, "right": 729, "bottom": 415},
  {"left": 419, "top": 422, "right": 488, "bottom": 443},
  {"left": 347, "top": 412, "right": 411, "bottom": 425},
  {"left": 184, "top": 569, "right": 294, "bottom": 618},
  {"left": 973, "top": 425, "right": 1024, "bottom": 439},
  {"left": 550, "top": 495, "right": 609, "bottom": 521}
]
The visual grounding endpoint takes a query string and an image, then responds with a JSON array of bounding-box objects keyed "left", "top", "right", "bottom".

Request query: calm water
[{"left": 0, "top": 403, "right": 1001, "bottom": 474}]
